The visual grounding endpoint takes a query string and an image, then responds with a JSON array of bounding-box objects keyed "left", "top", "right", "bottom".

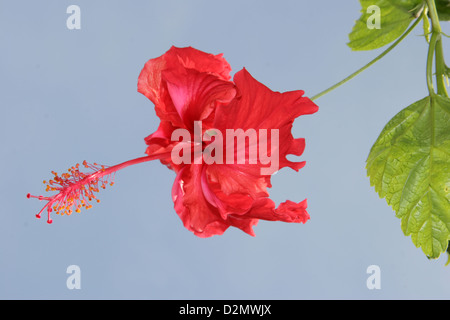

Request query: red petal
[
  {"left": 206, "top": 164, "right": 270, "bottom": 199},
  {"left": 162, "top": 68, "right": 236, "bottom": 130},
  {"left": 137, "top": 46, "right": 232, "bottom": 107},
  {"left": 144, "top": 120, "right": 176, "bottom": 155},
  {"left": 137, "top": 53, "right": 166, "bottom": 107},
  {"left": 240, "top": 198, "right": 310, "bottom": 224},
  {"left": 201, "top": 168, "right": 254, "bottom": 219},
  {"left": 215, "top": 68, "right": 318, "bottom": 129},
  {"left": 226, "top": 216, "right": 259, "bottom": 236},
  {"left": 214, "top": 68, "right": 318, "bottom": 173},
  {"left": 164, "top": 46, "right": 232, "bottom": 81},
  {"left": 144, "top": 120, "right": 186, "bottom": 171},
  {"left": 172, "top": 165, "right": 231, "bottom": 237}
]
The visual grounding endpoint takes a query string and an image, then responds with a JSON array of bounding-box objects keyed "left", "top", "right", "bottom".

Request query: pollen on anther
[{"left": 28, "top": 160, "right": 114, "bottom": 223}]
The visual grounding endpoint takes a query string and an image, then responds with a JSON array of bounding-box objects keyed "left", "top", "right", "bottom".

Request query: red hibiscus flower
[
  {"left": 138, "top": 46, "right": 318, "bottom": 237},
  {"left": 28, "top": 46, "right": 318, "bottom": 237}
]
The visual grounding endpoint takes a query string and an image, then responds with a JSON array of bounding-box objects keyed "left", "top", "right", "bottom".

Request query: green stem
[
  {"left": 426, "top": 0, "right": 448, "bottom": 97},
  {"left": 426, "top": 32, "right": 438, "bottom": 95},
  {"left": 435, "top": 38, "right": 448, "bottom": 97},
  {"left": 311, "top": 17, "right": 422, "bottom": 101}
]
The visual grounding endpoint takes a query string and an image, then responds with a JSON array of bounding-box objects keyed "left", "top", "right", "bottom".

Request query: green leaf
[
  {"left": 435, "top": 0, "right": 450, "bottom": 21},
  {"left": 366, "top": 95, "right": 450, "bottom": 259},
  {"left": 348, "top": 0, "right": 415, "bottom": 51}
]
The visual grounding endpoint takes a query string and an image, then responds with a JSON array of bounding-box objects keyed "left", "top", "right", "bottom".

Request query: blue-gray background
[{"left": 1, "top": 0, "right": 449, "bottom": 299}]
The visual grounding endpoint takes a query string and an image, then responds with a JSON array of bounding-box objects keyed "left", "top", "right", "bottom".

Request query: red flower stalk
[{"left": 28, "top": 46, "right": 318, "bottom": 237}]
